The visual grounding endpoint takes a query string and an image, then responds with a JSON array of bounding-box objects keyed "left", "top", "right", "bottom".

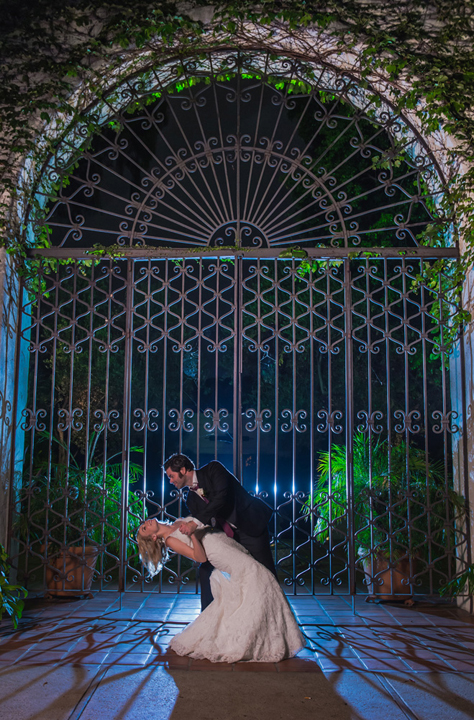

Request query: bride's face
[{"left": 138, "top": 518, "right": 159, "bottom": 539}]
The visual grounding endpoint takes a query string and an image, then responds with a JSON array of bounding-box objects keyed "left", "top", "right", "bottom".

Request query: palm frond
[{"left": 439, "top": 565, "right": 474, "bottom": 597}]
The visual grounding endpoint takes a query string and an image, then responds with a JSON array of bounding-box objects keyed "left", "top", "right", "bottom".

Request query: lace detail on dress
[{"left": 168, "top": 522, "right": 304, "bottom": 663}]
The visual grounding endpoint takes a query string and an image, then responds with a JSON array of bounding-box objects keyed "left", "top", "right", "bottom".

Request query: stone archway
[{"left": 0, "top": 2, "right": 472, "bottom": 608}]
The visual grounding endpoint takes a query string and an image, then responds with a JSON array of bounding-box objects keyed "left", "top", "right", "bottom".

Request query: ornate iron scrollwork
[
  {"left": 394, "top": 409, "right": 421, "bottom": 434},
  {"left": 57, "top": 408, "right": 84, "bottom": 432},
  {"left": 432, "top": 410, "right": 459, "bottom": 434},
  {"left": 203, "top": 408, "right": 230, "bottom": 433},
  {"left": 244, "top": 408, "right": 272, "bottom": 433},
  {"left": 280, "top": 409, "right": 307, "bottom": 433},
  {"left": 356, "top": 410, "right": 384, "bottom": 434},
  {"left": 40, "top": 51, "right": 439, "bottom": 253},
  {"left": 133, "top": 408, "right": 159, "bottom": 432},
  {"left": 21, "top": 408, "right": 47, "bottom": 432},
  {"left": 93, "top": 409, "right": 120, "bottom": 432},
  {"left": 316, "top": 409, "right": 343, "bottom": 434},
  {"left": 168, "top": 408, "right": 194, "bottom": 432}
]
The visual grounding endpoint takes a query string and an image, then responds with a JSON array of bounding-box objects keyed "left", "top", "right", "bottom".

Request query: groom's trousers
[{"left": 198, "top": 526, "right": 277, "bottom": 611}]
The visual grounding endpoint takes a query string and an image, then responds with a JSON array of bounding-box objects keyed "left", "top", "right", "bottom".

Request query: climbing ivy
[{"left": 1, "top": 0, "right": 474, "bottom": 341}]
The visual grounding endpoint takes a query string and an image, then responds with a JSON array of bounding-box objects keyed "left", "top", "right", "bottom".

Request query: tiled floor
[
  {"left": 2, "top": 594, "right": 474, "bottom": 720},
  {"left": 1, "top": 592, "right": 474, "bottom": 674}
]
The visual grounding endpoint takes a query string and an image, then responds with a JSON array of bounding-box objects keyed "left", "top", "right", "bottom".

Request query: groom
[{"left": 164, "top": 453, "right": 277, "bottom": 610}]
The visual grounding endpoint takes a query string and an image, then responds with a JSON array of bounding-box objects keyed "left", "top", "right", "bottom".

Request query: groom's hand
[{"left": 179, "top": 521, "right": 198, "bottom": 536}]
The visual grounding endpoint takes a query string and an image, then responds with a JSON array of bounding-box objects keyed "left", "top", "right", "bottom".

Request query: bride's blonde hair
[{"left": 136, "top": 525, "right": 170, "bottom": 578}]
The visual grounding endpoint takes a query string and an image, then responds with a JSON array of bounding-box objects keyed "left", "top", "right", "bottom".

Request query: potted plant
[
  {"left": 303, "top": 432, "right": 462, "bottom": 601},
  {"left": 16, "top": 431, "right": 145, "bottom": 597},
  {"left": 0, "top": 544, "right": 27, "bottom": 628}
]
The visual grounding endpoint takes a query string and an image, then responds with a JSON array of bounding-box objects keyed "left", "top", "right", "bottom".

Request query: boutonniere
[{"left": 196, "top": 487, "right": 206, "bottom": 499}]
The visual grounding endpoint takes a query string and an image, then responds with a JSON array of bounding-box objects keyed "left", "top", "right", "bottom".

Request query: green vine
[
  {"left": 1, "top": 0, "right": 474, "bottom": 345},
  {"left": 87, "top": 243, "right": 127, "bottom": 261}
]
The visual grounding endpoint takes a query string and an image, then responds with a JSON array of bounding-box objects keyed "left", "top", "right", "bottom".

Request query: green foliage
[
  {"left": 278, "top": 246, "right": 343, "bottom": 277},
  {"left": 439, "top": 564, "right": 474, "bottom": 598},
  {"left": 303, "top": 431, "right": 462, "bottom": 561},
  {"left": 0, "top": 545, "right": 27, "bottom": 629},
  {"left": 278, "top": 245, "right": 310, "bottom": 260},
  {"left": 18, "top": 431, "right": 145, "bottom": 561},
  {"left": 1, "top": 1, "right": 474, "bottom": 341},
  {"left": 87, "top": 244, "right": 126, "bottom": 261}
]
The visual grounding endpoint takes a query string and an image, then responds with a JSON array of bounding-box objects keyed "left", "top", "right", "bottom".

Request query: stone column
[
  {"left": 451, "top": 269, "right": 474, "bottom": 612},
  {"left": 0, "top": 249, "right": 28, "bottom": 554}
]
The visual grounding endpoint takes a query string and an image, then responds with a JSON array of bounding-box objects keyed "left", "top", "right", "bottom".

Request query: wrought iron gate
[
  {"left": 8, "top": 56, "right": 470, "bottom": 596},
  {"left": 10, "top": 251, "right": 469, "bottom": 597}
]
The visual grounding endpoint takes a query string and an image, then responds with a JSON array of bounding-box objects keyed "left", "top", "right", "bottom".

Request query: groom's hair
[{"left": 164, "top": 453, "right": 195, "bottom": 473}]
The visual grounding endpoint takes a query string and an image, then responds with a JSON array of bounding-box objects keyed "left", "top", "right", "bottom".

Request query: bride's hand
[{"left": 179, "top": 521, "right": 198, "bottom": 536}]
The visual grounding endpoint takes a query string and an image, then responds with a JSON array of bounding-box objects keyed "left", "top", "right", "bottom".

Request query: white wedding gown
[{"left": 168, "top": 522, "right": 305, "bottom": 663}]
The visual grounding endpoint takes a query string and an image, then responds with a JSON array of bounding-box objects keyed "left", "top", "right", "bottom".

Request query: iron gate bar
[
  {"left": 120, "top": 258, "right": 134, "bottom": 593},
  {"left": 344, "top": 258, "right": 356, "bottom": 598},
  {"left": 28, "top": 247, "right": 459, "bottom": 260}
]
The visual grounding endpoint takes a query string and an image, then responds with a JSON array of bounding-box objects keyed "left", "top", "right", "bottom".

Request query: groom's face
[{"left": 166, "top": 467, "right": 189, "bottom": 490}]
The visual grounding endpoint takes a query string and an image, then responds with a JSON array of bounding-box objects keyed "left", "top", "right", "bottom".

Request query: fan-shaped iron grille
[{"left": 42, "top": 66, "right": 438, "bottom": 251}]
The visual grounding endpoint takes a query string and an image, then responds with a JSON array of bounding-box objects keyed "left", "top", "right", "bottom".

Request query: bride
[{"left": 137, "top": 516, "right": 305, "bottom": 663}]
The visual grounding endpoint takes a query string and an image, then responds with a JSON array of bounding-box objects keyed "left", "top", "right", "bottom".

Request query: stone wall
[{"left": 449, "top": 268, "right": 474, "bottom": 612}]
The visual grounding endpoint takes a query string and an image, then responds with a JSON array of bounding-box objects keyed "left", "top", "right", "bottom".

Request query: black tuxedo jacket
[{"left": 184, "top": 461, "right": 272, "bottom": 537}]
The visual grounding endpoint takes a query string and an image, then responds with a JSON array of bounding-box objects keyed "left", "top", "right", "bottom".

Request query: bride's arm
[{"left": 165, "top": 534, "right": 207, "bottom": 563}]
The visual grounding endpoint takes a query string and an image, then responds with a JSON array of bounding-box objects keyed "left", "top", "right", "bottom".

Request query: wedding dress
[{"left": 168, "top": 520, "right": 305, "bottom": 663}]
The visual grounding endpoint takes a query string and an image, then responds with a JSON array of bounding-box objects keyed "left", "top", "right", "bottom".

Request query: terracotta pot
[
  {"left": 361, "top": 553, "right": 413, "bottom": 601},
  {"left": 45, "top": 546, "right": 99, "bottom": 598}
]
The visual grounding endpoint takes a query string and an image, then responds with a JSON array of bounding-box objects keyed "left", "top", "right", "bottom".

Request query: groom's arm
[{"left": 179, "top": 516, "right": 206, "bottom": 536}]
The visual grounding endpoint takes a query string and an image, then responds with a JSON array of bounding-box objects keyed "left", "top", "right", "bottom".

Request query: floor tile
[
  {"left": 3, "top": 591, "right": 474, "bottom": 687},
  {"left": 66, "top": 653, "right": 110, "bottom": 665},
  {"left": 0, "top": 650, "right": 29, "bottom": 662},
  {"left": 318, "top": 657, "right": 366, "bottom": 671},
  {"left": 401, "top": 648, "right": 447, "bottom": 660},
  {"left": 276, "top": 658, "right": 321, "bottom": 672},
  {"left": 105, "top": 652, "right": 151, "bottom": 665},
  {"left": 313, "top": 648, "right": 357, "bottom": 658},
  {"left": 360, "top": 658, "right": 412, "bottom": 671},
  {"left": 442, "top": 659, "right": 474, "bottom": 671},
  {"left": 164, "top": 653, "right": 191, "bottom": 669},
  {"left": 296, "top": 648, "right": 318, "bottom": 658},
  {"left": 16, "top": 651, "right": 67, "bottom": 664},
  {"left": 189, "top": 658, "right": 235, "bottom": 671},
  {"left": 233, "top": 661, "right": 277, "bottom": 672},
  {"left": 401, "top": 658, "right": 452, "bottom": 671},
  {"left": 434, "top": 650, "right": 474, "bottom": 662},
  {"left": 351, "top": 647, "right": 397, "bottom": 659}
]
